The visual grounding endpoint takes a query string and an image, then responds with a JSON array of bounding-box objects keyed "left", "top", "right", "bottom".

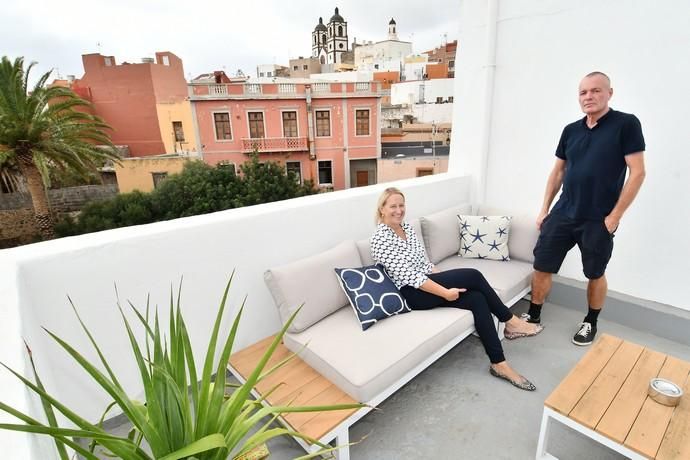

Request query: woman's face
[{"left": 380, "top": 193, "right": 405, "bottom": 226}]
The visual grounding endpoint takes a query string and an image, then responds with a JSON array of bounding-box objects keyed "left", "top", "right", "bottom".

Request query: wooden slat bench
[
  {"left": 537, "top": 334, "right": 690, "bottom": 459},
  {"left": 228, "top": 335, "right": 361, "bottom": 459}
]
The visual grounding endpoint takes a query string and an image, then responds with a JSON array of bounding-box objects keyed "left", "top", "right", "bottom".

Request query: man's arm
[
  {"left": 605, "top": 152, "right": 646, "bottom": 233},
  {"left": 537, "top": 158, "right": 566, "bottom": 229}
]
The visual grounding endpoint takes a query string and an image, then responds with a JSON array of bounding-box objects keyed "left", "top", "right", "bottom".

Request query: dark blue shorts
[{"left": 533, "top": 213, "right": 614, "bottom": 279}]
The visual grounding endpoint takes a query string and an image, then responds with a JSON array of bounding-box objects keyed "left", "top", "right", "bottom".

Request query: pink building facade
[{"left": 189, "top": 81, "right": 382, "bottom": 190}]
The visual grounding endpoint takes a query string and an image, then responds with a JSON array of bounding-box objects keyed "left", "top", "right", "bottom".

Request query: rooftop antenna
[{"left": 97, "top": 41, "right": 102, "bottom": 54}]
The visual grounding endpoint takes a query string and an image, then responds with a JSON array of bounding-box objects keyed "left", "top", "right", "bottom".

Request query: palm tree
[{"left": 0, "top": 56, "right": 119, "bottom": 239}]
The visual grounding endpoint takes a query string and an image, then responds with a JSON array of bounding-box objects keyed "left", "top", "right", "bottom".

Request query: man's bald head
[{"left": 583, "top": 71, "right": 611, "bottom": 89}]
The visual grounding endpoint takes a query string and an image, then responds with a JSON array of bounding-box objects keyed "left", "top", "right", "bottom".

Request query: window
[
  {"left": 448, "top": 96, "right": 454, "bottom": 103},
  {"left": 267, "top": 71, "right": 272, "bottom": 77},
  {"left": 315, "top": 110, "right": 330, "bottom": 137},
  {"left": 448, "top": 60, "right": 455, "bottom": 68},
  {"left": 355, "top": 109, "right": 370, "bottom": 136},
  {"left": 151, "top": 172, "right": 168, "bottom": 189},
  {"left": 162, "top": 55, "right": 170, "bottom": 66},
  {"left": 436, "top": 97, "right": 443, "bottom": 104},
  {"left": 293, "top": 65, "right": 299, "bottom": 71},
  {"left": 318, "top": 160, "right": 333, "bottom": 185},
  {"left": 286, "top": 161, "right": 302, "bottom": 184},
  {"left": 339, "top": 43, "right": 344, "bottom": 49},
  {"left": 248, "top": 112, "right": 265, "bottom": 138},
  {"left": 417, "top": 168, "right": 434, "bottom": 177},
  {"left": 282, "top": 111, "right": 298, "bottom": 137},
  {"left": 172, "top": 121, "right": 184, "bottom": 142},
  {"left": 259, "top": 72, "right": 264, "bottom": 77},
  {"left": 313, "top": 36, "right": 316, "bottom": 45},
  {"left": 104, "top": 57, "right": 112, "bottom": 66},
  {"left": 303, "top": 64, "right": 309, "bottom": 70},
  {"left": 213, "top": 113, "right": 232, "bottom": 140},
  {"left": 338, "top": 26, "right": 343, "bottom": 36}
]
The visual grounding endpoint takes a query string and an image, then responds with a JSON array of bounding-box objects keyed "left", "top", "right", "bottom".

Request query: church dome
[
  {"left": 314, "top": 17, "right": 326, "bottom": 31},
  {"left": 330, "top": 7, "right": 344, "bottom": 23}
]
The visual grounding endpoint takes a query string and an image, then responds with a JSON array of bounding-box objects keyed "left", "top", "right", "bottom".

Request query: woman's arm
[{"left": 419, "top": 278, "right": 465, "bottom": 301}]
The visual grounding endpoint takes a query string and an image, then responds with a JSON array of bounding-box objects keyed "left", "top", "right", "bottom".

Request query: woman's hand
[{"left": 444, "top": 287, "right": 466, "bottom": 301}]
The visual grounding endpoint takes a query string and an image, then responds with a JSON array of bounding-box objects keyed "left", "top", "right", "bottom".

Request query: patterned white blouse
[{"left": 370, "top": 221, "right": 435, "bottom": 289}]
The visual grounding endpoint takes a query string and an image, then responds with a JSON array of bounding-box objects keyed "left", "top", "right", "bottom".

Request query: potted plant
[{"left": 0, "top": 273, "right": 362, "bottom": 459}]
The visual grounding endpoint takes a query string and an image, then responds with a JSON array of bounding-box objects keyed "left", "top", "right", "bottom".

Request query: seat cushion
[
  {"left": 434, "top": 257, "right": 533, "bottom": 305},
  {"left": 264, "top": 240, "right": 362, "bottom": 333},
  {"left": 283, "top": 306, "right": 474, "bottom": 402},
  {"left": 420, "top": 205, "right": 473, "bottom": 263}
]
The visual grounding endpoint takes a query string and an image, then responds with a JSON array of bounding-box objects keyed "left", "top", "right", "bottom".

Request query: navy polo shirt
[{"left": 551, "top": 109, "right": 645, "bottom": 220}]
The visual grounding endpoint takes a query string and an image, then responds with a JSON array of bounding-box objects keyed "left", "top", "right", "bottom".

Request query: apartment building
[
  {"left": 189, "top": 80, "right": 383, "bottom": 190},
  {"left": 54, "top": 51, "right": 197, "bottom": 157}
]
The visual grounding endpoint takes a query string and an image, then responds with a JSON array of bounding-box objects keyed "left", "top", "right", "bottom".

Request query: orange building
[
  {"left": 190, "top": 80, "right": 383, "bottom": 190},
  {"left": 423, "top": 40, "right": 457, "bottom": 78},
  {"left": 57, "top": 51, "right": 197, "bottom": 157}
]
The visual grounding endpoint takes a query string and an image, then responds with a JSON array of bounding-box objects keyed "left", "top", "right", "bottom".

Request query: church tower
[
  {"left": 326, "top": 7, "right": 348, "bottom": 64},
  {"left": 311, "top": 17, "right": 328, "bottom": 64},
  {"left": 388, "top": 18, "right": 398, "bottom": 40}
]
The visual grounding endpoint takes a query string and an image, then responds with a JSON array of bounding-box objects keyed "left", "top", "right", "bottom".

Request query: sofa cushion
[
  {"left": 334, "top": 265, "right": 411, "bottom": 331},
  {"left": 434, "top": 257, "right": 533, "bottom": 304},
  {"left": 476, "top": 206, "right": 539, "bottom": 263},
  {"left": 420, "top": 205, "right": 472, "bottom": 264},
  {"left": 356, "top": 218, "right": 424, "bottom": 267},
  {"left": 264, "top": 240, "right": 362, "bottom": 333},
  {"left": 458, "top": 215, "right": 512, "bottom": 261},
  {"left": 283, "top": 306, "right": 475, "bottom": 402}
]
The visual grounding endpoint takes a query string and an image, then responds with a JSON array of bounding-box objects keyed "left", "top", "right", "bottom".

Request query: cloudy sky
[{"left": 2, "top": 0, "right": 460, "bottom": 82}]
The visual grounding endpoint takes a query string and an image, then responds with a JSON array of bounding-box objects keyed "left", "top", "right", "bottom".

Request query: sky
[{"left": 2, "top": 0, "right": 460, "bottom": 83}]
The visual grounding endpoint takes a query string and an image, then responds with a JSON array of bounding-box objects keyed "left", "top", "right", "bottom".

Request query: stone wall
[{"left": 0, "top": 185, "right": 119, "bottom": 248}]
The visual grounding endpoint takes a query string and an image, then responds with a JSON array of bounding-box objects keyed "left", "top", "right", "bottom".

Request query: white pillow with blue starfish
[{"left": 456, "top": 215, "right": 512, "bottom": 261}]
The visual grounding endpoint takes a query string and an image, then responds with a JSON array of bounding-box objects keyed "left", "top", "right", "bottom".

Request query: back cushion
[
  {"left": 420, "top": 205, "right": 472, "bottom": 263},
  {"left": 265, "top": 240, "right": 363, "bottom": 333},
  {"left": 476, "top": 205, "right": 539, "bottom": 263}
]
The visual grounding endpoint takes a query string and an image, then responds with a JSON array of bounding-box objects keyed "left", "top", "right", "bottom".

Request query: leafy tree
[
  {"left": 237, "top": 153, "right": 317, "bottom": 206},
  {"left": 0, "top": 56, "right": 119, "bottom": 238},
  {"left": 55, "top": 157, "right": 318, "bottom": 237}
]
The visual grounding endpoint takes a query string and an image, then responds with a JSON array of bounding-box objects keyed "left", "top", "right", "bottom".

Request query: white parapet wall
[
  {"left": 0, "top": 174, "right": 471, "bottom": 458},
  {"left": 451, "top": 0, "right": 690, "bottom": 311}
]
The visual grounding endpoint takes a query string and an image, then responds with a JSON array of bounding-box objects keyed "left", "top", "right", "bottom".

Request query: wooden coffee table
[{"left": 537, "top": 334, "right": 690, "bottom": 459}]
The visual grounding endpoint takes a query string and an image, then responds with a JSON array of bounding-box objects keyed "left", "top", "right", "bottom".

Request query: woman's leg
[
  {"left": 454, "top": 291, "right": 505, "bottom": 363},
  {"left": 401, "top": 281, "right": 505, "bottom": 364},
  {"left": 428, "top": 269, "right": 512, "bottom": 322}
]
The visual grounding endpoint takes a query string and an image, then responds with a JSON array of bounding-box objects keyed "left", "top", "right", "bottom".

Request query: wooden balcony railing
[{"left": 241, "top": 137, "right": 308, "bottom": 153}]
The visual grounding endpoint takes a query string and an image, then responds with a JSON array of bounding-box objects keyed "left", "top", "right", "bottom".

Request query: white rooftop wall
[
  {"left": 451, "top": 0, "right": 690, "bottom": 310},
  {"left": 392, "top": 79, "right": 455, "bottom": 105},
  {"left": 0, "top": 175, "right": 471, "bottom": 458}
]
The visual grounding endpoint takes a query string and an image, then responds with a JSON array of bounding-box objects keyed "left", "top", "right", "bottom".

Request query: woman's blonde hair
[{"left": 375, "top": 187, "right": 405, "bottom": 224}]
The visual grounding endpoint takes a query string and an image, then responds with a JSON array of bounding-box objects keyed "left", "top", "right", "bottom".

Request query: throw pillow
[
  {"left": 457, "top": 215, "right": 512, "bottom": 261},
  {"left": 334, "top": 265, "right": 411, "bottom": 331}
]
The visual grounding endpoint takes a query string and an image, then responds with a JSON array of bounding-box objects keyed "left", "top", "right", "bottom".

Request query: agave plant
[{"left": 0, "top": 273, "right": 362, "bottom": 459}]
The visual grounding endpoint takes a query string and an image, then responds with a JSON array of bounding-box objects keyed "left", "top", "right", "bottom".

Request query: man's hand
[
  {"left": 444, "top": 288, "right": 467, "bottom": 301},
  {"left": 536, "top": 211, "right": 548, "bottom": 230},
  {"left": 604, "top": 214, "right": 620, "bottom": 234}
]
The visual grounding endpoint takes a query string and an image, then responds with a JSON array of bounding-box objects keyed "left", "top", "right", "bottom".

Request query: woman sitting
[{"left": 371, "top": 187, "right": 543, "bottom": 391}]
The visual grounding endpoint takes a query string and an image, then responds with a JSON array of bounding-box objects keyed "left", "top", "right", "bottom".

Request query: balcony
[{"left": 240, "top": 136, "right": 308, "bottom": 153}]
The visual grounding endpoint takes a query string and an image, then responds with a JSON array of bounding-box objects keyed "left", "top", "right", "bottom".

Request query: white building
[
  {"left": 311, "top": 8, "right": 349, "bottom": 65},
  {"left": 389, "top": 78, "right": 455, "bottom": 124},
  {"left": 354, "top": 18, "right": 413, "bottom": 72},
  {"left": 255, "top": 64, "right": 288, "bottom": 78}
]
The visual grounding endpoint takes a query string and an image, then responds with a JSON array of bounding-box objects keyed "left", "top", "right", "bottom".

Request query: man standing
[{"left": 526, "top": 71, "right": 646, "bottom": 345}]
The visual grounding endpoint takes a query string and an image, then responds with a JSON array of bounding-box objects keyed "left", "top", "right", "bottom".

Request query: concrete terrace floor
[{"left": 262, "top": 299, "right": 690, "bottom": 460}]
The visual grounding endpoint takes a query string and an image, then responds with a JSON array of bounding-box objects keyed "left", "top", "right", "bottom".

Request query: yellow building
[{"left": 115, "top": 154, "right": 198, "bottom": 193}]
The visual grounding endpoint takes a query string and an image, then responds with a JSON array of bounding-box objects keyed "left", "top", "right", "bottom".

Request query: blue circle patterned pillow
[{"left": 334, "top": 264, "right": 411, "bottom": 331}]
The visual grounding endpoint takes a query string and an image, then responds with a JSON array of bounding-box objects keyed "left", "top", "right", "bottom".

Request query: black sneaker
[
  {"left": 572, "top": 322, "right": 597, "bottom": 346},
  {"left": 520, "top": 313, "right": 541, "bottom": 324}
]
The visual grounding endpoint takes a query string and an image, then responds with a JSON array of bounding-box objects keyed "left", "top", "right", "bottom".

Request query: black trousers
[{"left": 400, "top": 268, "right": 512, "bottom": 364}]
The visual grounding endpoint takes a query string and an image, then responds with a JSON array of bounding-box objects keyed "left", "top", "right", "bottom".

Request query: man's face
[{"left": 578, "top": 75, "right": 613, "bottom": 116}]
